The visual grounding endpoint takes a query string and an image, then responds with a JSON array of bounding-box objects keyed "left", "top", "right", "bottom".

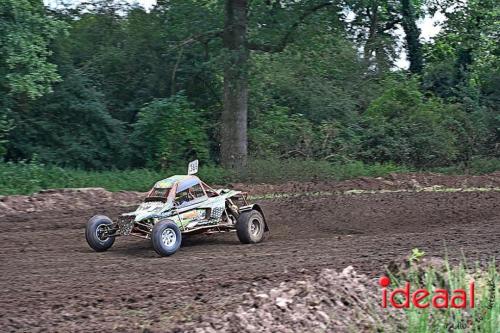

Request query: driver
[{"left": 175, "top": 189, "right": 194, "bottom": 207}]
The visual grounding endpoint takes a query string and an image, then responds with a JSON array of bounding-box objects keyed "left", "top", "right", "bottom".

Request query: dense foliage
[
  {"left": 132, "top": 95, "right": 210, "bottom": 168},
  {"left": 0, "top": 0, "right": 498, "bottom": 176}
]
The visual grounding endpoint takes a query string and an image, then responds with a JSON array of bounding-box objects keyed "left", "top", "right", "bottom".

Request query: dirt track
[{"left": 1, "top": 174, "right": 499, "bottom": 332}]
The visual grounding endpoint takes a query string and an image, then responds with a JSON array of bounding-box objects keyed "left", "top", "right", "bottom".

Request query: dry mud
[{"left": 0, "top": 173, "right": 499, "bottom": 332}]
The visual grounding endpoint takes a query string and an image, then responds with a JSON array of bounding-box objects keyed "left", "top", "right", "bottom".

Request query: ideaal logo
[
  {"left": 379, "top": 275, "right": 496, "bottom": 330},
  {"left": 379, "top": 276, "right": 475, "bottom": 309}
]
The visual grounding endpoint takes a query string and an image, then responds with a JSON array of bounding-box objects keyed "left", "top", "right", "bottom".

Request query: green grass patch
[
  {"left": 0, "top": 161, "right": 162, "bottom": 195},
  {"left": 239, "top": 159, "right": 409, "bottom": 183},
  {"left": 390, "top": 254, "right": 499, "bottom": 333},
  {"left": 0, "top": 158, "right": 498, "bottom": 196},
  {"left": 428, "top": 157, "right": 500, "bottom": 175}
]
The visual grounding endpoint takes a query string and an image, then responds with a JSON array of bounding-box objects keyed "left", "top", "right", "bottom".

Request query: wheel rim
[
  {"left": 161, "top": 228, "right": 177, "bottom": 247},
  {"left": 250, "top": 219, "right": 261, "bottom": 236},
  {"left": 95, "top": 224, "right": 109, "bottom": 242}
]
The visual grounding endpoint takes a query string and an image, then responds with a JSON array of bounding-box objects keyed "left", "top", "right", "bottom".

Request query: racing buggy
[{"left": 85, "top": 161, "right": 268, "bottom": 257}]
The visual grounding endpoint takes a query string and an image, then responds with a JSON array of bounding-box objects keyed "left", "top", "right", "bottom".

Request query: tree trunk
[
  {"left": 221, "top": 0, "right": 249, "bottom": 171},
  {"left": 364, "top": 5, "right": 378, "bottom": 65},
  {"left": 401, "top": 0, "right": 423, "bottom": 74}
]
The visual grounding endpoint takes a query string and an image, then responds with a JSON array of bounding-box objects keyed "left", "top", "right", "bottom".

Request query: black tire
[
  {"left": 236, "top": 210, "right": 266, "bottom": 244},
  {"left": 151, "top": 220, "right": 182, "bottom": 257},
  {"left": 85, "top": 215, "right": 115, "bottom": 252}
]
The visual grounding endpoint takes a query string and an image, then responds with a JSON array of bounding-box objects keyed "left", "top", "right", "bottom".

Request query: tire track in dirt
[{"left": 0, "top": 188, "right": 499, "bottom": 332}]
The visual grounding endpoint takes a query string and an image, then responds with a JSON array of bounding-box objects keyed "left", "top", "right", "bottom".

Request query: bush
[
  {"left": 6, "top": 68, "right": 127, "bottom": 169},
  {"left": 0, "top": 113, "right": 12, "bottom": 158},
  {"left": 359, "top": 78, "right": 459, "bottom": 167},
  {"left": 249, "top": 106, "right": 315, "bottom": 159},
  {"left": 132, "top": 94, "right": 210, "bottom": 169}
]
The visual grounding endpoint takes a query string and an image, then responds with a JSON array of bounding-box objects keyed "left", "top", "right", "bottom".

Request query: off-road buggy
[{"left": 85, "top": 161, "right": 268, "bottom": 256}]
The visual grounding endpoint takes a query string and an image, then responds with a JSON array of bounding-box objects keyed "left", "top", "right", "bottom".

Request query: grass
[
  {"left": 391, "top": 255, "right": 499, "bottom": 333},
  {"left": 0, "top": 157, "right": 498, "bottom": 196},
  {"left": 0, "top": 162, "right": 162, "bottom": 195},
  {"left": 240, "top": 159, "right": 409, "bottom": 183},
  {"left": 0, "top": 159, "right": 408, "bottom": 195},
  {"left": 0, "top": 161, "right": 234, "bottom": 195},
  {"left": 428, "top": 157, "right": 500, "bottom": 175}
]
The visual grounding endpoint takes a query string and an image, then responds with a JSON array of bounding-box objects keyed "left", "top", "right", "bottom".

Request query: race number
[{"left": 188, "top": 160, "right": 199, "bottom": 175}]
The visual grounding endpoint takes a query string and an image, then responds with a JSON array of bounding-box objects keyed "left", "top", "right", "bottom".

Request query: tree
[
  {"left": 343, "top": 0, "right": 402, "bottom": 73},
  {"left": 220, "top": 0, "right": 249, "bottom": 170},
  {"left": 132, "top": 94, "right": 209, "bottom": 169},
  {"left": 359, "top": 77, "right": 459, "bottom": 167},
  {"left": 0, "top": 0, "right": 66, "bottom": 160},
  {"left": 426, "top": 0, "right": 499, "bottom": 84},
  {"left": 0, "top": 0, "right": 66, "bottom": 99},
  {"left": 400, "top": 0, "right": 423, "bottom": 74},
  {"left": 220, "top": 0, "right": 338, "bottom": 171},
  {"left": 2, "top": 0, "right": 496, "bottom": 172},
  {"left": 7, "top": 65, "right": 127, "bottom": 169},
  {"left": 423, "top": 0, "right": 499, "bottom": 159}
]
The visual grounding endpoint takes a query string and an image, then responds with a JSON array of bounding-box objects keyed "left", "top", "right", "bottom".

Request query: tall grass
[
  {"left": 394, "top": 258, "right": 499, "bottom": 333},
  {"left": 0, "top": 157, "right": 498, "bottom": 196},
  {"left": 239, "top": 159, "right": 409, "bottom": 183},
  {"left": 0, "top": 161, "right": 162, "bottom": 195},
  {"left": 428, "top": 157, "right": 500, "bottom": 175},
  {"left": 0, "top": 159, "right": 409, "bottom": 195}
]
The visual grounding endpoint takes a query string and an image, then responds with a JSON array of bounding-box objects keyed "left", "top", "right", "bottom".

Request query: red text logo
[{"left": 379, "top": 276, "right": 475, "bottom": 309}]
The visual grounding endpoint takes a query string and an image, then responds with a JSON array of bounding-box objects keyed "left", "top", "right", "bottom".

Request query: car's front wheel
[
  {"left": 85, "top": 215, "right": 115, "bottom": 252},
  {"left": 151, "top": 220, "right": 182, "bottom": 257},
  {"left": 236, "top": 210, "right": 266, "bottom": 244}
]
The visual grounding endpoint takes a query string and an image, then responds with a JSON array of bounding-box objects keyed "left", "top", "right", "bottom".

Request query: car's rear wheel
[
  {"left": 236, "top": 210, "right": 265, "bottom": 244},
  {"left": 85, "top": 215, "right": 115, "bottom": 252},
  {"left": 152, "top": 220, "right": 182, "bottom": 257}
]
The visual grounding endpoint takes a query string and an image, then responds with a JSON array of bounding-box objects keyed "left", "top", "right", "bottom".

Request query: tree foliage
[
  {"left": 132, "top": 94, "right": 209, "bottom": 169},
  {"left": 360, "top": 78, "right": 458, "bottom": 166},
  {"left": 0, "top": 0, "right": 497, "bottom": 170},
  {"left": 7, "top": 65, "right": 126, "bottom": 169},
  {"left": 0, "top": 0, "right": 66, "bottom": 99}
]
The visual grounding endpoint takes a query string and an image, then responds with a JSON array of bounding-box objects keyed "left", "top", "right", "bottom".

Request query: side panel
[
  {"left": 174, "top": 196, "right": 227, "bottom": 229},
  {"left": 177, "top": 209, "right": 208, "bottom": 228}
]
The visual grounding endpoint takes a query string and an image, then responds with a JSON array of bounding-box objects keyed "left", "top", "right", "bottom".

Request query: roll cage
[{"left": 144, "top": 175, "right": 230, "bottom": 208}]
